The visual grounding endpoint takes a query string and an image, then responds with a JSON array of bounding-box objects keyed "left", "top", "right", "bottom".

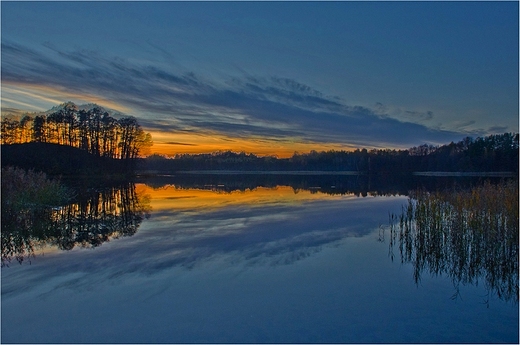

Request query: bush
[{"left": 1, "top": 166, "right": 71, "bottom": 210}]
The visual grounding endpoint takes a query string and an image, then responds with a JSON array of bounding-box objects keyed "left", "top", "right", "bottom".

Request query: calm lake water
[{"left": 1, "top": 174, "right": 518, "bottom": 343}]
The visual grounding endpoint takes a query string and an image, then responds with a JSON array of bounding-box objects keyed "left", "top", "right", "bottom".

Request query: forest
[
  {"left": 1, "top": 102, "right": 152, "bottom": 160},
  {"left": 142, "top": 133, "right": 519, "bottom": 174},
  {"left": 1, "top": 102, "right": 152, "bottom": 176}
]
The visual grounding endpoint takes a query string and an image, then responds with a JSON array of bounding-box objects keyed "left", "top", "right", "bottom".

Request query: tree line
[
  {"left": 408, "top": 133, "right": 518, "bottom": 172},
  {"left": 142, "top": 133, "right": 519, "bottom": 173},
  {"left": 1, "top": 102, "right": 152, "bottom": 160}
]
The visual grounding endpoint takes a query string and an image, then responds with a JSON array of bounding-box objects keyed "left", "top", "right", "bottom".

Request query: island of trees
[{"left": 1, "top": 102, "right": 152, "bottom": 176}]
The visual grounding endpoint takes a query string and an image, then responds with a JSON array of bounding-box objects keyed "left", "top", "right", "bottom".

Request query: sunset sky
[{"left": 1, "top": 1, "right": 518, "bottom": 157}]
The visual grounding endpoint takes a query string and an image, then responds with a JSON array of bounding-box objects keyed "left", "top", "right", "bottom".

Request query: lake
[{"left": 1, "top": 174, "right": 518, "bottom": 343}]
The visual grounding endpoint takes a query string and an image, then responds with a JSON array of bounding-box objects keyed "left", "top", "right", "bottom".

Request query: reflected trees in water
[
  {"left": 1, "top": 182, "right": 151, "bottom": 267},
  {"left": 139, "top": 173, "right": 496, "bottom": 198},
  {"left": 388, "top": 180, "right": 519, "bottom": 304}
]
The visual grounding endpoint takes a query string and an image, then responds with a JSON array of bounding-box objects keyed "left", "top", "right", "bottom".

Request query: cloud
[
  {"left": 453, "top": 120, "right": 476, "bottom": 129},
  {"left": 164, "top": 142, "right": 198, "bottom": 146},
  {"left": 1, "top": 107, "right": 31, "bottom": 117},
  {"left": 1, "top": 41, "right": 466, "bottom": 149},
  {"left": 487, "top": 125, "right": 509, "bottom": 133},
  {"left": 404, "top": 110, "right": 434, "bottom": 121}
]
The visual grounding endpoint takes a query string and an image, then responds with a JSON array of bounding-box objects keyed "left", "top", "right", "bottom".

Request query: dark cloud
[
  {"left": 136, "top": 119, "right": 188, "bottom": 133},
  {"left": 404, "top": 110, "right": 434, "bottom": 121},
  {"left": 1, "top": 41, "right": 466, "bottom": 148},
  {"left": 164, "top": 142, "right": 199, "bottom": 146},
  {"left": 453, "top": 120, "right": 476, "bottom": 129},
  {"left": 488, "top": 125, "right": 509, "bottom": 133}
]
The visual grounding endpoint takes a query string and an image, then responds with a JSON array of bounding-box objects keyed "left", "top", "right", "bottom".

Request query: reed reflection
[
  {"left": 388, "top": 180, "right": 519, "bottom": 304},
  {"left": 1, "top": 182, "right": 151, "bottom": 266}
]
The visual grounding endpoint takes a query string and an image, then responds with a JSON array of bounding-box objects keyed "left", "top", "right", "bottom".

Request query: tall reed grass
[{"left": 389, "top": 179, "right": 518, "bottom": 303}]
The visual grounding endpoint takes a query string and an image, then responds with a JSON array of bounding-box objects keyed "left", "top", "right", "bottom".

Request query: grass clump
[
  {"left": 1, "top": 166, "right": 72, "bottom": 266},
  {"left": 1, "top": 166, "right": 71, "bottom": 210},
  {"left": 390, "top": 179, "right": 519, "bottom": 304}
]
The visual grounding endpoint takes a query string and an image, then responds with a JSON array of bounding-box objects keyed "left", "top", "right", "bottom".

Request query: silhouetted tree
[
  {"left": 32, "top": 115, "right": 46, "bottom": 143},
  {"left": 1, "top": 102, "right": 152, "bottom": 164}
]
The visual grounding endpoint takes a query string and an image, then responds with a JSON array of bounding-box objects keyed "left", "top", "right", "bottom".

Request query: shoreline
[
  {"left": 413, "top": 171, "right": 516, "bottom": 177},
  {"left": 137, "top": 170, "right": 517, "bottom": 177}
]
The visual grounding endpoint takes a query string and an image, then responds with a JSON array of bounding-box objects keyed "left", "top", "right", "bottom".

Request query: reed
[{"left": 390, "top": 179, "right": 519, "bottom": 303}]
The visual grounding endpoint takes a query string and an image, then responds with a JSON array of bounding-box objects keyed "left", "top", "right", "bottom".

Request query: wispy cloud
[
  {"left": 488, "top": 125, "right": 509, "bottom": 133},
  {"left": 453, "top": 120, "right": 477, "bottom": 130},
  {"left": 2, "top": 41, "right": 466, "bottom": 149},
  {"left": 164, "top": 141, "right": 198, "bottom": 146}
]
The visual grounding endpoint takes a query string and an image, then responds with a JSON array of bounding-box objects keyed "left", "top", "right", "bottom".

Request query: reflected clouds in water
[{"left": 2, "top": 185, "right": 406, "bottom": 298}]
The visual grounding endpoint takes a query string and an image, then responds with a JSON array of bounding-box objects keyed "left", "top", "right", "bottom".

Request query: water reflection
[
  {"left": 388, "top": 180, "right": 519, "bottom": 304},
  {"left": 1, "top": 182, "right": 151, "bottom": 266},
  {"left": 140, "top": 172, "right": 500, "bottom": 197},
  {"left": 4, "top": 173, "right": 419, "bottom": 268},
  {"left": 127, "top": 183, "right": 397, "bottom": 272},
  {"left": 1, "top": 182, "right": 406, "bottom": 301},
  {"left": 2, "top": 176, "right": 518, "bottom": 343}
]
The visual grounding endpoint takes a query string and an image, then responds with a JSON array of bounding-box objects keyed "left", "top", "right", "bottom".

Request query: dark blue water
[{"left": 1, "top": 183, "right": 518, "bottom": 343}]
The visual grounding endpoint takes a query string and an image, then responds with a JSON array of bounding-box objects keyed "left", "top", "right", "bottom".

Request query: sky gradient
[{"left": 2, "top": 1, "right": 518, "bottom": 157}]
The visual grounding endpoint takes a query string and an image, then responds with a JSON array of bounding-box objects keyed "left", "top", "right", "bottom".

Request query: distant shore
[
  {"left": 138, "top": 170, "right": 518, "bottom": 177},
  {"left": 413, "top": 171, "right": 516, "bottom": 177},
  {"left": 138, "top": 170, "right": 362, "bottom": 176}
]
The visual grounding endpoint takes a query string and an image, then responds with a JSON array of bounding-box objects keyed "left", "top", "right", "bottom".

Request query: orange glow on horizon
[{"left": 146, "top": 130, "right": 356, "bottom": 158}]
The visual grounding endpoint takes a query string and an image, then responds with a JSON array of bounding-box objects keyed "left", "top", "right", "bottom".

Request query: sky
[{"left": 1, "top": 1, "right": 518, "bottom": 157}]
